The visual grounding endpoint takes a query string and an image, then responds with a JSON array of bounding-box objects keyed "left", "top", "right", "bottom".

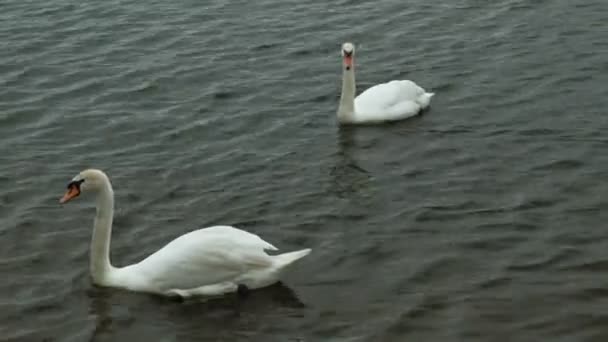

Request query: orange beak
[
  {"left": 343, "top": 55, "right": 353, "bottom": 69},
  {"left": 60, "top": 184, "right": 80, "bottom": 204}
]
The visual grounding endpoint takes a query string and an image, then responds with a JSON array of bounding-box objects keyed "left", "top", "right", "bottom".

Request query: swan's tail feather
[
  {"left": 272, "top": 248, "right": 311, "bottom": 269},
  {"left": 419, "top": 92, "right": 434, "bottom": 109}
]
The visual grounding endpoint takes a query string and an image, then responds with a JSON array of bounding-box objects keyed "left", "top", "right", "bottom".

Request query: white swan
[
  {"left": 59, "top": 169, "right": 311, "bottom": 298},
  {"left": 337, "top": 42, "right": 434, "bottom": 124}
]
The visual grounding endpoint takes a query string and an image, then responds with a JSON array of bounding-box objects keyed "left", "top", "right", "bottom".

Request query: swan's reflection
[
  {"left": 87, "top": 287, "right": 118, "bottom": 342},
  {"left": 86, "top": 282, "right": 306, "bottom": 341},
  {"left": 328, "top": 127, "right": 373, "bottom": 199}
]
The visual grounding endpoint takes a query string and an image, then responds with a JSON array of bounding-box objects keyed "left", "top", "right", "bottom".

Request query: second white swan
[
  {"left": 59, "top": 169, "right": 311, "bottom": 298},
  {"left": 337, "top": 42, "right": 434, "bottom": 124}
]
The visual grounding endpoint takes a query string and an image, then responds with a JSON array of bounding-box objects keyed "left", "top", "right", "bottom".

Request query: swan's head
[
  {"left": 341, "top": 42, "right": 355, "bottom": 70},
  {"left": 60, "top": 169, "right": 109, "bottom": 203}
]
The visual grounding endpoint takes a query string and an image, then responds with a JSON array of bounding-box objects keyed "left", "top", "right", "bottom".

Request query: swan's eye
[
  {"left": 343, "top": 50, "right": 352, "bottom": 57},
  {"left": 67, "top": 179, "right": 84, "bottom": 188}
]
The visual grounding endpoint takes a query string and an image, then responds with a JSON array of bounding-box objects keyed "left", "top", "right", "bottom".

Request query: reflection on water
[
  {"left": 87, "top": 283, "right": 307, "bottom": 342},
  {"left": 329, "top": 127, "right": 373, "bottom": 199}
]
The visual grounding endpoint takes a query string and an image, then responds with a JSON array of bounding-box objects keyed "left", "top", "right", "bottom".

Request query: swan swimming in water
[
  {"left": 59, "top": 169, "right": 311, "bottom": 298},
  {"left": 337, "top": 42, "right": 434, "bottom": 124}
]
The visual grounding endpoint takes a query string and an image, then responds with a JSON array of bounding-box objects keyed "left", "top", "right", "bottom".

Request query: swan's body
[
  {"left": 60, "top": 169, "right": 311, "bottom": 298},
  {"left": 337, "top": 42, "right": 434, "bottom": 124}
]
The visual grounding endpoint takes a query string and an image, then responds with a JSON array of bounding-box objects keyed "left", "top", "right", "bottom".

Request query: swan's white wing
[
  {"left": 355, "top": 80, "right": 424, "bottom": 115},
  {"left": 129, "top": 226, "right": 277, "bottom": 291},
  {"left": 193, "top": 225, "right": 278, "bottom": 251}
]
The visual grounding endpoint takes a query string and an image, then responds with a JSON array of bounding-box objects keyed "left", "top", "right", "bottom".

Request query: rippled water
[{"left": 1, "top": 0, "right": 608, "bottom": 341}]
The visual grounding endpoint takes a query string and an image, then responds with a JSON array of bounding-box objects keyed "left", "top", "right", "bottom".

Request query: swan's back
[
  {"left": 355, "top": 80, "right": 424, "bottom": 112},
  {"left": 126, "top": 226, "right": 278, "bottom": 291},
  {"left": 350, "top": 80, "right": 427, "bottom": 122}
]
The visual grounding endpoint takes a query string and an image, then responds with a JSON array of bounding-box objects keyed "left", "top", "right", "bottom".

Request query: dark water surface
[{"left": 2, "top": 0, "right": 608, "bottom": 341}]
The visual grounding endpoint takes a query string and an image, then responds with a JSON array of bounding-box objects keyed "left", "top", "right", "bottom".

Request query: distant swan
[
  {"left": 337, "top": 42, "right": 434, "bottom": 124},
  {"left": 60, "top": 169, "right": 311, "bottom": 298}
]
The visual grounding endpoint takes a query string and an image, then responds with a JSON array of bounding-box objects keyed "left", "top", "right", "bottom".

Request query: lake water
[{"left": 1, "top": 0, "right": 608, "bottom": 341}]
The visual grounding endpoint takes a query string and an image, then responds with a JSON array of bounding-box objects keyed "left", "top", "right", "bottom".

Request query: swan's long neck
[
  {"left": 337, "top": 66, "right": 356, "bottom": 123},
  {"left": 90, "top": 179, "right": 116, "bottom": 284}
]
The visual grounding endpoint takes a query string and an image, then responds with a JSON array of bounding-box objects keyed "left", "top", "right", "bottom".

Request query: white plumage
[
  {"left": 337, "top": 42, "right": 434, "bottom": 124},
  {"left": 60, "top": 169, "right": 311, "bottom": 298}
]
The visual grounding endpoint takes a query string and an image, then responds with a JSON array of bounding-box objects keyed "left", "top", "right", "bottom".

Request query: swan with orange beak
[{"left": 336, "top": 42, "right": 434, "bottom": 124}]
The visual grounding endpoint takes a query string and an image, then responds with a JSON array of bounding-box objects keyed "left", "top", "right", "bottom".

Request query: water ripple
[{"left": 1, "top": 0, "right": 608, "bottom": 341}]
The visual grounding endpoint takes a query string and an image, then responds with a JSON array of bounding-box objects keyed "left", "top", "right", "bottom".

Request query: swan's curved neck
[
  {"left": 337, "top": 66, "right": 356, "bottom": 122},
  {"left": 90, "top": 179, "right": 116, "bottom": 284}
]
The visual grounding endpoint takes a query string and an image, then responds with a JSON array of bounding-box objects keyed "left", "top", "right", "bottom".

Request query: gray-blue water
[{"left": 1, "top": 0, "right": 608, "bottom": 341}]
